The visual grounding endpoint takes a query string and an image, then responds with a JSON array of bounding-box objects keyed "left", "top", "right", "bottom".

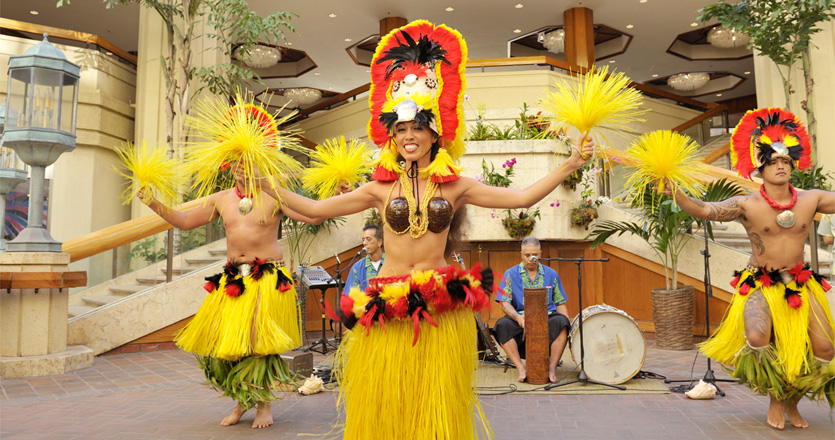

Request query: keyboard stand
[{"left": 303, "top": 282, "right": 340, "bottom": 355}]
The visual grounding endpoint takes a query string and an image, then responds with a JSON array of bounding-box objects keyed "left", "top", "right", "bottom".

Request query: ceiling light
[
  {"left": 287, "top": 42, "right": 292, "bottom": 46},
  {"left": 515, "top": 4, "right": 524, "bottom": 8},
  {"left": 707, "top": 26, "right": 750, "bottom": 49},
  {"left": 284, "top": 88, "right": 322, "bottom": 105},
  {"left": 716, "top": 93, "right": 723, "bottom": 97},
  {"left": 541, "top": 29, "right": 565, "bottom": 54},
  {"left": 513, "top": 29, "right": 522, "bottom": 33},
  {"left": 667, "top": 72, "right": 710, "bottom": 91},
  {"left": 234, "top": 44, "right": 281, "bottom": 69},
  {"left": 328, "top": 87, "right": 334, "bottom": 90},
  {"left": 652, "top": 74, "right": 659, "bottom": 78},
  {"left": 30, "top": 10, "right": 39, "bottom": 15},
  {"left": 626, "top": 24, "right": 634, "bottom": 29},
  {"left": 609, "top": 60, "right": 616, "bottom": 63},
  {"left": 445, "top": 7, "right": 454, "bottom": 12},
  {"left": 328, "top": 13, "right": 337, "bottom": 18},
  {"left": 345, "top": 38, "right": 352, "bottom": 42},
  {"left": 640, "top": 0, "right": 648, "bottom": 3},
  {"left": 690, "top": 22, "right": 699, "bottom": 27},
  {"left": 366, "top": 69, "right": 371, "bottom": 73},
  {"left": 314, "top": 72, "right": 321, "bottom": 76},
  {"left": 744, "top": 71, "right": 751, "bottom": 75}
]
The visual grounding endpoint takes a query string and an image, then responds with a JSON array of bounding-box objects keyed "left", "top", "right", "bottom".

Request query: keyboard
[{"left": 301, "top": 266, "right": 337, "bottom": 289}]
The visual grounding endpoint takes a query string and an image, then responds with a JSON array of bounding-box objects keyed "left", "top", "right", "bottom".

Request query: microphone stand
[
  {"left": 663, "top": 229, "right": 736, "bottom": 396},
  {"left": 539, "top": 256, "right": 624, "bottom": 391}
]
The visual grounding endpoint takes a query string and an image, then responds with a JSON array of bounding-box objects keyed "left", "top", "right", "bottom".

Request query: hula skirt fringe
[
  {"left": 198, "top": 354, "right": 297, "bottom": 410},
  {"left": 175, "top": 260, "right": 301, "bottom": 361},
  {"left": 335, "top": 264, "right": 495, "bottom": 440},
  {"left": 699, "top": 264, "right": 835, "bottom": 405}
]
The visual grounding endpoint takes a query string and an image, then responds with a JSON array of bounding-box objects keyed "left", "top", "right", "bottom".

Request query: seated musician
[
  {"left": 495, "top": 236, "right": 570, "bottom": 383},
  {"left": 342, "top": 224, "right": 385, "bottom": 295}
]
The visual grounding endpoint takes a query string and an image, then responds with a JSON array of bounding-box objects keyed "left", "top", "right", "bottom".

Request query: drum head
[{"left": 569, "top": 307, "right": 645, "bottom": 385}]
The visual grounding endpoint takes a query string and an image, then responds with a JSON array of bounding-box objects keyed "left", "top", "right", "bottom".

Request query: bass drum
[{"left": 568, "top": 304, "right": 645, "bottom": 385}]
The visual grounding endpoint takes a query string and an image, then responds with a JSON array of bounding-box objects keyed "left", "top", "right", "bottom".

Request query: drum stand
[
  {"left": 664, "top": 230, "right": 736, "bottom": 396},
  {"left": 544, "top": 257, "right": 625, "bottom": 391}
]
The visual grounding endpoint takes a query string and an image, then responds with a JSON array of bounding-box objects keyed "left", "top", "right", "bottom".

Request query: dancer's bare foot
[
  {"left": 252, "top": 402, "right": 273, "bottom": 429},
  {"left": 221, "top": 403, "right": 246, "bottom": 426},
  {"left": 767, "top": 396, "right": 785, "bottom": 430},
  {"left": 516, "top": 366, "right": 527, "bottom": 383},
  {"left": 548, "top": 370, "right": 559, "bottom": 383},
  {"left": 784, "top": 399, "right": 808, "bottom": 428}
]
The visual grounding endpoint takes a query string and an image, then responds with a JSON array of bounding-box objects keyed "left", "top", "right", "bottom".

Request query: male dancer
[
  {"left": 662, "top": 108, "right": 835, "bottom": 429},
  {"left": 139, "top": 161, "right": 322, "bottom": 429}
]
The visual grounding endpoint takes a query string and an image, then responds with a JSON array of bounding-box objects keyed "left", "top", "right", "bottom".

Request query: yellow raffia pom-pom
[
  {"left": 419, "top": 147, "right": 462, "bottom": 181},
  {"left": 183, "top": 89, "right": 306, "bottom": 204},
  {"left": 540, "top": 65, "right": 646, "bottom": 135},
  {"left": 114, "top": 141, "right": 183, "bottom": 206},
  {"left": 624, "top": 130, "right": 705, "bottom": 204},
  {"left": 302, "top": 136, "right": 373, "bottom": 199}
]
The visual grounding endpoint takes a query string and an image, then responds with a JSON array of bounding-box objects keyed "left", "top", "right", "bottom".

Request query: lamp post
[
  {"left": 2, "top": 100, "right": 31, "bottom": 251},
  {"left": 3, "top": 34, "right": 79, "bottom": 252}
]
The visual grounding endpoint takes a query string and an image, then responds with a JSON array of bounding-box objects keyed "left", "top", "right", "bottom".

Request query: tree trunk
[{"left": 801, "top": 48, "right": 817, "bottom": 161}]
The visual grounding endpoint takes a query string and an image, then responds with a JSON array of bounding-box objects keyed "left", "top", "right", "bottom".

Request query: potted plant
[
  {"left": 501, "top": 207, "right": 541, "bottom": 239},
  {"left": 586, "top": 179, "right": 744, "bottom": 350},
  {"left": 569, "top": 164, "right": 609, "bottom": 230}
]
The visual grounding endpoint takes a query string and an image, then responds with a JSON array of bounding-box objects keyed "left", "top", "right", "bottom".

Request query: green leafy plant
[
  {"left": 364, "top": 208, "right": 383, "bottom": 227},
  {"left": 790, "top": 165, "right": 832, "bottom": 191},
  {"left": 480, "top": 158, "right": 516, "bottom": 188},
  {"left": 501, "top": 207, "right": 541, "bottom": 239},
  {"left": 698, "top": 0, "right": 835, "bottom": 158},
  {"left": 587, "top": 178, "right": 745, "bottom": 289},
  {"left": 128, "top": 236, "right": 167, "bottom": 266}
]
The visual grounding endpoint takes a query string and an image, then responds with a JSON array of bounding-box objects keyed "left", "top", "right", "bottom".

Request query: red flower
[{"left": 786, "top": 293, "right": 803, "bottom": 309}]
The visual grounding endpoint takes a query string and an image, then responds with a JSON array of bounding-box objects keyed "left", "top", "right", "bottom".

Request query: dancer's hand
[
  {"left": 136, "top": 188, "right": 153, "bottom": 205},
  {"left": 654, "top": 178, "right": 674, "bottom": 197},
  {"left": 567, "top": 132, "right": 595, "bottom": 169},
  {"left": 335, "top": 182, "right": 353, "bottom": 195}
]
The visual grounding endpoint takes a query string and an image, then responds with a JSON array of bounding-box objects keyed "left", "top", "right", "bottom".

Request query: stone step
[
  {"left": 161, "top": 266, "right": 196, "bottom": 276},
  {"left": 68, "top": 305, "right": 97, "bottom": 318},
  {"left": 134, "top": 275, "right": 181, "bottom": 285},
  {"left": 107, "top": 285, "right": 147, "bottom": 295},
  {"left": 208, "top": 248, "right": 227, "bottom": 256},
  {"left": 82, "top": 295, "right": 125, "bottom": 307},
  {"left": 185, "top": 257, "right": 222, "bottom": 266}
]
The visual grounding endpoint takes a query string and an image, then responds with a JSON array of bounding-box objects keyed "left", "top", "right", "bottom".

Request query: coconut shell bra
[{"left": 384, "top": 172, "right": 453, "bottom": 238}]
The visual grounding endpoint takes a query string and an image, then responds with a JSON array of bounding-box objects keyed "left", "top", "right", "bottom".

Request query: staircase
[
  {"left": 68, "top": 243, "right": 228, "bottom": 318},
  {"left": 694, "top": 133, "right": 732, "bottom": 170}
]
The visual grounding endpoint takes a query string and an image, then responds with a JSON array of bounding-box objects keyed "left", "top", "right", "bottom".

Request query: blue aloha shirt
[
  {"left": 342, "top": 254, "right": 385, "bottom": 295},
  {"left": 495, "top": 262, "right": 567, "bottom": 315}
]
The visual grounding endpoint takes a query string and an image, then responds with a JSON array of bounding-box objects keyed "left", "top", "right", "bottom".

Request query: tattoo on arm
[
  {"left": 749, "top": 232, "right": 765, "bottom": 256},
  {"left": 705, "top": 197, "right": 742, "bottom": 221},
  {"left": 691, "top": 199, "right": 706, "bottom": 208}
]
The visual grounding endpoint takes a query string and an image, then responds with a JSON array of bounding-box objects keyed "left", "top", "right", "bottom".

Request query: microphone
[
  {"left": 334, "top": 252, "right": 341, "bottom": 265},
  {"left": 530, "top": 256, "right": 538, "bottom": 263},
  {"left": 358, "top": 247, "right": 368, "bottom": 255}
]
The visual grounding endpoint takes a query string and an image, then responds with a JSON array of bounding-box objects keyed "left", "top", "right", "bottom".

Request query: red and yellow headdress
[
  {"left": 730, "top": 108, "right": 812, "bottom": 180},
  {"left": 368, "top": 20, "right": 467, "bottom": 183}
]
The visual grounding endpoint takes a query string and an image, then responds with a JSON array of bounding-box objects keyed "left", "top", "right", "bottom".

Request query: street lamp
[{"left": 3, "top": 34, "right": 79, "bottom": 252}]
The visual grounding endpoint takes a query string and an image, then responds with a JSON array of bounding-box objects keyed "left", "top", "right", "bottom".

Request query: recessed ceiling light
[
  {"left": 690, "top": 22, "right": 699, "bottom": 27},
  {"left": 744, "top": 71, "right": 751, "bottom": 74},
  {"left": 445, "top": 7, "right": 454, "bottom": 12},
  {"left": 626, "top": 24, "right": 634, "bottom": 29},
  {"left": 513, "top": 29, "right": 522, "bottom": 33},
  {"left": 314, "top": 72, "right": 321, "bottom": 76},
  {"left": 328, "top": 87, "right": 334, "bottom": 90},
  {"left": 366, "top": 69, "right": 371, "bottom": 73},
  {"left": 30, "top": 10, "right": 39, "bottom": 15},
  {"left": 640, "top": 0, "right": 648, "bottom": 3},
  {"left": 328, "top": 13, "right": 337, "bottom": 18},
  {"left": 716, "top": 93, "right": 723, "bottom": 97},
  {"left": 652, "top": 74, "right": 659, "bottom": 78},
  {"left": 345, "top": 38, "right": 352, "bottom": 42},
  {"left": 106, "top": 52, "right": 113, "bottom": 56},
  {"left": 609, "top": 60, "right": 616, "bottom": 63},
  {"left": 515, "top": 4, "right": 524, "bottom": 8}
]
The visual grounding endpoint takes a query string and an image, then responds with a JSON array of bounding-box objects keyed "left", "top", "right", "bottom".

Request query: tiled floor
[{"left": 2, "top": 338, "right": 833, "bottom": 439}]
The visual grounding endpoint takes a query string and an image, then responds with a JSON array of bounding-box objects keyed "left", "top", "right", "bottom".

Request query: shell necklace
[
  {"left": 234, "top": 185, "right": 254, "bottom": 215},
  {"left": 759, "top": 184, "right": 797, "bottom": 228}
]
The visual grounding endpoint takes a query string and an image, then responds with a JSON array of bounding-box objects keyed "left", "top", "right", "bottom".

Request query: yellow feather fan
[
  {"left": 114, "top": 141, "right": 183, "bottom": 206},
  {"left": 624, "top": 130, "right": 705, "bottom": 204},
  {"left": 183, "top": 90, "right": 306, "bottom": 203},
  {"left": 302, "top": 136, "right": 373, "bottom": 199},
  {"left": 538, "top": 65, "right": 646, "bottom": 159}
]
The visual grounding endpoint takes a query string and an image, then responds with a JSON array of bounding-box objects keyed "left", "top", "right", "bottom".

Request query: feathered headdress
[
  {"left": 183, "top": 90, "right": 305, "bottom": 203},
  {"left": 368, "top": 20, "right": 467, "bottom": 183},
  {"left": 730, "top": 108, "right": 812, "bottom": 180}
]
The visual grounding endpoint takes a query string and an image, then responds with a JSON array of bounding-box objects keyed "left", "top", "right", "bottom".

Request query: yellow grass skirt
[
  {"left": 700, "top": 266, "right": 835, "bottom": 386},
  {"left": 336, "top": 306, "right": 491, "bottom": 440},
  {"left": 175, "top": 263, "right": 301, "bottom": 361}
]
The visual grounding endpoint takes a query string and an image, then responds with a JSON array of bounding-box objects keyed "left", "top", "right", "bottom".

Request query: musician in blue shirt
[
  {"left": 494, "top": 236, "right": 570, "bottom": 383},
  {"left": 342, "top": 224, "right": 385, "bottom": 295}
]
